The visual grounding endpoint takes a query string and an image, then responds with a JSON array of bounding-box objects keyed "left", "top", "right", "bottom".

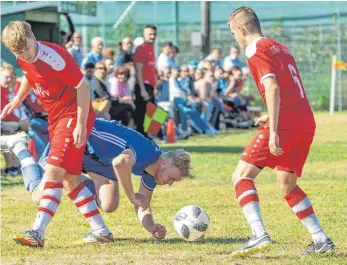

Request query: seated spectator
[
  {"left": 223, "top": 44, "right": 244, "bottom": 70},
  {"left": 157, "top": 41, "right": 174, "bottom": 71},
  {"left": 83, "top": 62, "right": 96, "bottom": 102},
  {"left": 156, "top": 68, "right": 171, "bottom": 102},
  {"left": 187, "top": 61, "right": 198, "bottom": 78},
  {"left": 169, "top": 67, "right": 187, "bottom": 102},
  {"left": 198, "top": 48, "right": 223, "bottom": 69},
  {"left": 81, "top": 36, "right": 104, "bottom": 69},
  {"left": 194, "top": 68, "right": 204, "bottom": 82},
  {"left": 109, "top": 67, "right": 134, "bottom": 128},
  {"left": 170, "top": 45, "right": 180, "bottom": 66},
  {"left": 67, "top": 32, "right": 83, "bottom": 68},
  {"left": 217, "top": 70, "right": 230, "bottom": 95},
  {"left": 93, "top": 62, "right": 133, "bottom": 126}
]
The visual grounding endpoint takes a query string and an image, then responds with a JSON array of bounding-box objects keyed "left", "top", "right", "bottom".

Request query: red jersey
[
  {"left": 17, "top": 41, "right": 94, "bottom": 126},
  {"left": 1, "top": 86, "right": 19, "bottom": 122},
  {"left": 246, "top": 37, "right": 315, "bottom": 131},
  {"left": 133, "top": 43, "right": 156, "bottom": 87}
]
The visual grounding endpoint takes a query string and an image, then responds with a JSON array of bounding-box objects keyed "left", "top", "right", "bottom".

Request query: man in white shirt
[{"left": 157, "top": 42, "right": 174, "bottom": 71}]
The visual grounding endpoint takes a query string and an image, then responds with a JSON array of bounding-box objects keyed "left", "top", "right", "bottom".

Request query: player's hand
[
  {"left": 269, "top": 131, "right": 283, "bottom": 156},
  {"left": 131, "top": 193, "right": 149, "bottom": 210},
  {"left": 140, "top": 89, "right": 149, "bottom": 101},
  {"left": 0, "top": 102, "right": 16, "bottom": 120},
  {"left": 73, "top": 124, "right": 87, "bottom": 149},
  {"left": 254, "top": 115, "right": 268, "bottom": 127},
  {"left": 150, "top": 224, "right": 166, "bottom": 241}
]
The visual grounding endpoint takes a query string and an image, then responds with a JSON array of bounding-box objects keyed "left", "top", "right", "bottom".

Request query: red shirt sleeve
[
  {"left": 50, "top": 44, "right": 85, "bottom": 89},
  {"left": 248, "top": 47, "right": 276, "bottom": 84},
  {"left": 133, "top": 45, "right": 145, "bottom": 65}
]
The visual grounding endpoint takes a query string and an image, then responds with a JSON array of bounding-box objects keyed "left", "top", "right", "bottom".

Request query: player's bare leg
[
  {"left": 63, "top": 173, "right": 114, "bottom": 245},
  {"left": 87, "top": 172, "right": 119, "bottom": 213},
  {"left": 231, "top": 160, "right": 272, "bottom": 258},
  {"left": 277, "top": 171, "right": 335, "bottom": 255}
]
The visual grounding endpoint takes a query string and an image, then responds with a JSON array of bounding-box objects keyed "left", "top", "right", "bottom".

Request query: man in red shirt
[
  {"left": 227, "top": 7, "right": 334, "bottom": 257},
  {"left": 1, "top": 21, "right": 113, "bottom": 247},
  {"left": 133, "top": 25, "right": 157, "bottom": 137}
]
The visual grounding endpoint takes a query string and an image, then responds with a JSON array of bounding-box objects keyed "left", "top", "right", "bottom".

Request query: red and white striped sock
[
  {"left": 68, "top": 182, "right": 109, "bottom": 234},
  {"left": 284, "top": 185, "right": 328, "bottom": 244},
  {"left": 33, "top": 182, "right": 63, "bottom": 235},
  {"left": 235, "top": 178, "right": 266, "bottom": 237}
]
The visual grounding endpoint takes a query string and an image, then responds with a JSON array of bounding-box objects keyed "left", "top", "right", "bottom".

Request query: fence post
[{"left": 330, "top": 55, "right": 337, "bottom": 115}]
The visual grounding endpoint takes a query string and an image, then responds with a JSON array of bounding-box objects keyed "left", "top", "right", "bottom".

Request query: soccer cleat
[
  {"left": 73, "top": 231, "right": 114, "bottom": 245},
  {"left": 13, "top": 229, "right": 44, "bottom": 248},
  {"left": 0, "top": 132, "right": 27, "bottom": 153},
  {"left": 301, "top": 238, "right": 335, "bottom": 255},
  {"left": 231, "top": 233, "right": 272, "bottom": 258}
]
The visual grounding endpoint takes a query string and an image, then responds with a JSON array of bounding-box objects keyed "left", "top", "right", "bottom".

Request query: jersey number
[{"left": 288, "top": 64, "right": 304, "bottom": 98}]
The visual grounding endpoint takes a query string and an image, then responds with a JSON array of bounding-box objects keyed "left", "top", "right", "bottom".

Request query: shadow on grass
[
  {"left": 112, "top": 237, "right": 248, "bottom": 245},
  {"left": 161, "top": 146, "right": 244, "bottom": 154}
]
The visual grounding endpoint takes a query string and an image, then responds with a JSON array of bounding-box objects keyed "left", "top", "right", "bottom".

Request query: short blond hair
[
  {"left": 164, "top": 149, "right": 195, "bottom": 179},
  {"left": 1, "top": 62, "right": 16, "bottom": 74},
  {"left": 1, "top": 21, "right": 34, "bottom": 52},
  {"left": 227, "top": 6, "right": 262, "bottom": 34}
]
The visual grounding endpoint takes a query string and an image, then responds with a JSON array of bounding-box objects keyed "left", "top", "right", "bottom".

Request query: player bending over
[
  {"left": 227, "top": 7, "right": 334, "bottom": 257},
  {"left": 1, "top": 21, "right": 112, "bottom": 247},
  {"left": 0, "top": 119, "right": 194, "bottom": 242}
]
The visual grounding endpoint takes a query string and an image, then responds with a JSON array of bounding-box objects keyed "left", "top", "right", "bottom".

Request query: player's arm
[
  {"left": 75, "top": 79, "right": 90, "bottom": 148},
  {"left": 0, "top": 75, "right": 32, "bottom": 119},
  {"left": 263, "top": 77, "right": 283, "bottom": 156},
  {"left": 135, "top": 182, "right": 166, "bottom": 240},
  {"left": 112, "top": 149, "right": 149, "bottom": 209}
]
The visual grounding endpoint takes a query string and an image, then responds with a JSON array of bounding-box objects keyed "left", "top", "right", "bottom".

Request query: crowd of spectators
[{"left": 1, "top": 22, "right": 259, "bottom": 175}]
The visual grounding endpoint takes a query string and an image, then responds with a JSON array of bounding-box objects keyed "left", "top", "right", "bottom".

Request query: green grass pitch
[{"left": 1, "top": 112, "right": 346, "bottom": 265}]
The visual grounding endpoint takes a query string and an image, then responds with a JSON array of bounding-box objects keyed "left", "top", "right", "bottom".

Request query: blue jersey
[
  {"left": 84, "top": 119, "right": 162, "bottom": 190},
  {"left": 39, "top": 119, "right": 162, "bottom": 190}
]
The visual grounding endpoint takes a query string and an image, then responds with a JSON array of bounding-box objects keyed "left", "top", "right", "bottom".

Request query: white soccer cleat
[{"left": 0, "top": 132, "right": 28, "bottom": 153}]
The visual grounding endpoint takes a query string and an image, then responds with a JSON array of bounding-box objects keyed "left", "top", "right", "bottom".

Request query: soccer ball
[{"left": 174, "top": 205, "right": 210, "bottom": 241}]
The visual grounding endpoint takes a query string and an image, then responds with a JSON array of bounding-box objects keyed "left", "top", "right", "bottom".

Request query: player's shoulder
[
  {"left": 36, "top": 41, "right": 67, "bottom": 71},
  {"left": 246, "top": 37, "right": 284, "bottom": 59}
]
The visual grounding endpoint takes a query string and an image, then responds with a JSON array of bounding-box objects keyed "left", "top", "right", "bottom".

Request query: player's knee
[
  {"left": 278, "top": 179, "right": 296, "bottom": 194},
  {"left": 100, "top": 200, "right": 119, "bottom": 213}
]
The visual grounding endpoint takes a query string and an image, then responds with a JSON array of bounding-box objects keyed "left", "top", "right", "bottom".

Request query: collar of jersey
[
  {"left": 245, "top": 37, "right": 265, "bottom": 58},
  {"left": 32, "top": 41, "right": 42, "bottom": 63}
]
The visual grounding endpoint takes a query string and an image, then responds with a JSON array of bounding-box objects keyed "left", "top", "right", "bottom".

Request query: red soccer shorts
[
  {"left": 47, "top": 114, "right": 95, "bottom": 175},
  {"left": 240, "top": 127, "right": 315, "bottom": 177}
]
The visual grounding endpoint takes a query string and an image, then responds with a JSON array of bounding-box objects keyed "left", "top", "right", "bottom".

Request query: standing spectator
[
  {"left": 115, "top": 36, "right": 133, "bottom": 68},
  {"left": 171, "top": 45, "right": 180, "bottom": 66},
  {"left": 103, "top": 47, "right": 115, "bottom": 60},
  {"left": 104, "top": 57, "right": 115, "bottom": 89},
  {"left": 157, "top": 41, "right": 174, "bottom": 71},
  {"left": 198, "top": 48, "right": 223, "bottom": 69},
  {"left": 133, "top": 25, "right": 157, "bottom": 137},
  {"left": 83, "top": 62, "right": 96, "bottom": 102},
  {"left": 81, "top": 37, "right": 104, "bottom": 70},
  {"left": 67, "top": 32, "right": 83, "bottom": 68},
  {"left": 223, "top": 44, "right": 244, "bottom": 70}
]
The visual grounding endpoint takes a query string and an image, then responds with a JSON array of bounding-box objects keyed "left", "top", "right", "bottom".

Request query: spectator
[
  {"left": 223, "top": 44, "right": 244, "bottom": 70},
  {"left": 194, "top": 68, "right": 204, "bottom": 82},
  {"left": 169, "top": 67, "right": 187, "bottom": 102},
  {"left": 67, "top": 32, "right": 83, "bottom": 68},
  {"left": 133, "top": 37, "right": 145, "bottom": 52},
  {"left": 194, "top": 70, "right": 214, "bottom": 102},
  {"left": 109, "top": 67, "right": 134, "bottom": 128},
  {"left": 157, "top": 41, "right": 174, "bottom": 71},
  {"left": 103, "top": 47, "right": 115, "bottom": 59},
  {"left": 84, "top": 62, "right": 96, "bottom": 102},
  {"left": 81, "top": 36, "right": 104, "bottom": 70},
  {"left": 217, "top": 69, "right": 230, "bottom": 95},
  {"left": 133, "top": 25, "right": 157, "bottom": 137},
  {"left": 115, "top": 36, "right": 133, "bottom": 68},
  {"left": 104, "top": 57, "right": 115, "bottom": 89},
  {"left": 171, "top": 45, "right": 180, "bottom": 66},
  {"left": 156, "top": 67, "right": 171, "bottom": 102},
  {"left": 187, "top": 61, "right": 198, "bottom": 77},
  {"left": 198, "top": 48, "right": 223, "bottom": 69}
]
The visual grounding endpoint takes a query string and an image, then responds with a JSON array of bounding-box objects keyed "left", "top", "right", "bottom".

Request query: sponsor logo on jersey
[{"left": 33, "top": 83, "right": 50, "bottom": 97}]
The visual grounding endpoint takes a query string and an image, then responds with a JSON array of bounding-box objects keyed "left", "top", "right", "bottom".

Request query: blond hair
[
  {"left": 164, "top": 149, "right": 195, "bottom": 179},
  {"left": 1, "top": 21, "right": 34, "bottom": 52},
  {"left": 1, "top": 62, "right": 16, "bottom": 73},
  {"left": 227, "top": 6, "right": 262, "bottom": 34}
]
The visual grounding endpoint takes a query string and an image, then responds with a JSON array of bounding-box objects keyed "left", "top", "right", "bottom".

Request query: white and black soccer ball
[{"left": 174, "top": 205, "right": 210, "bottom": 241}]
